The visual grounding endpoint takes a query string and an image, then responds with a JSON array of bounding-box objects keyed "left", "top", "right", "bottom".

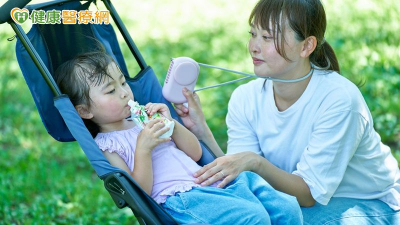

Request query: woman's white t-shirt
[{"left": 226, "top": 69, "right": 400, "bottom": 209}]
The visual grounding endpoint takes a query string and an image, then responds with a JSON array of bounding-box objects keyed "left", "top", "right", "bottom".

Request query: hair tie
[{"left": 321, "top": 37, "right": 326, "bottom": 45}]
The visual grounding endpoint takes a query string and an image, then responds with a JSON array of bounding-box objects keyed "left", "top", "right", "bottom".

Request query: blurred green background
[{"left": 0, "top": 0, "right": 399, "bottom": 223}]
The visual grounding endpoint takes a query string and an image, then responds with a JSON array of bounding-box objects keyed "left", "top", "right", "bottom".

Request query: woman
[{"left": 175, "top": 0, "right": 400, "bottom": 224}]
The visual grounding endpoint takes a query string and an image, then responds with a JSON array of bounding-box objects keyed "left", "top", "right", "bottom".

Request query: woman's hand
[
  {"left": 175, "top": 88, "right": 225, "bottom": 157},
  {"left": 174, "top": 88, "right": 208, "bottom": 140},
  {"left": 136, "top": 119, "right": 171, "bottom": 153},
  {"left": 193, "top": 152, "right": 259, "bottom": 188},
  {"left": 145, "top": 102, "right": 172, "bottom": 120}
]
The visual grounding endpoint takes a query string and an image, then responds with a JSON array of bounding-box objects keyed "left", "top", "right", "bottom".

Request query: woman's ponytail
[{"left": 312, "top": 41, "right": 340, "bottom": 73}]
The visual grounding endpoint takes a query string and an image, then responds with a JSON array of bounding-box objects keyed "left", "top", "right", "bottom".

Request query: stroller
[{"left": 0, "top": 0, "right": 217, "bottom": 224}]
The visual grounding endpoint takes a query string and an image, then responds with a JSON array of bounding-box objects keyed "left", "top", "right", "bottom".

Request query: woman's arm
[
  {"left": 174, "top": 88, "right": 224, "bottom": 157},
  {"left": 252, "top": 153, "right": 316, "bottom": 207},
  {"left": 194, "top": 151, "right": 315, "bottom": 207}
]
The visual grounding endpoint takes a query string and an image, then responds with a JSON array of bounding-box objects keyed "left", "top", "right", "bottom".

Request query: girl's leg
[
  {"left": 301, "top": 197, "right": 400, "bottom": 225},
  {"left": 161, "top": 186, "right": 271, "bottom": 225},
  {"left": 234, "top": 171, "right": 303, "bottom": 225}
]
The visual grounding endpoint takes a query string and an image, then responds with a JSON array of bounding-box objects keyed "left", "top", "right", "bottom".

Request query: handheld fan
[{"left": 162, "top": 57, "right": 200, "bottom": 104}]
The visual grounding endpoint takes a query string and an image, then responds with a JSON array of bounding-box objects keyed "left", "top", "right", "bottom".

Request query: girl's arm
[
  {"left": 102, "top": 119, "right": 171, "bottom": 196},
  {"left": 171, "top": 119, "right": 202, "bottom": 162},
  {"left": 196, "top": 122, "right": 225, "bottom": 158},
  {"left": 131, "top": 147, "right": 153, "bottom": 195},
  {"left": 133, "top": 118, "right": 172, "bottom": 195},
  {"left": 146, "top": 102, "right": 203, "bottom": 162},
  {"left": 102, "top": 150, "right": 153, "bottom": 195}
]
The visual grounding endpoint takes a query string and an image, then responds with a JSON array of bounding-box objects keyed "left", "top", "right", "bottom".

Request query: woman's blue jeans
[
  {"left": 302, "top": 197, "right": 400, "bottom": 225},
  {"left": 161, "top": 171, "right": 302, "bottom": 225}
]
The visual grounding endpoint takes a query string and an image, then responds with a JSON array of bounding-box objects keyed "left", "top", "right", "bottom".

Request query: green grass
[{"left": 0, "top": 0, "right": 399, "bottom": 223}]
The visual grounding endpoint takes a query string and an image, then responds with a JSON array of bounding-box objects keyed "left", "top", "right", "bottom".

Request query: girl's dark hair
[
  {"left": 249, "top": 0, "right": 340, "bottom": 73},
  {"left": 54, "top": 51, "right": 117, "bottom": 137}
]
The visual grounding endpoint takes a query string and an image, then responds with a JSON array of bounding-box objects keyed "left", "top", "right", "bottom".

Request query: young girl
[{"left": 54, "top": 51, "right": 302, "bottom": 224}]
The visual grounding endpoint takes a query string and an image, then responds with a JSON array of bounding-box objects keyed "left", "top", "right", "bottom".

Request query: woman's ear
[
  {"left": 75, "top": 105, "right": 93, "bottom": 119},
  {"left": 300, "top": 36, "right": 317, "bottom": 58}
]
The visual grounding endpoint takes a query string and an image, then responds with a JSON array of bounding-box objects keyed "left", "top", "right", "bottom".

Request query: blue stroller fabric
[{"left": 13, "top": 0, "right": 215, "bottom": 224}]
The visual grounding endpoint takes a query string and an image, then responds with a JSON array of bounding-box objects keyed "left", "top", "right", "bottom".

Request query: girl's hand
[
  {"left": 174, "top": 88, "right": 208, "bottom": 140},
  {"left": 145, "top": 103, "right": 172, "bottom": 120},
  {"left": 136, "top": 119, "right": 171, "bottom": 153},
  {"left": 193, "top": 152, "right": 258, "bottom": 188}
]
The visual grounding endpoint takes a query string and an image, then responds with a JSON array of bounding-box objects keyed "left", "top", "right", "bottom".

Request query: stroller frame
[{"left": 0, "top": 0, "right": 217, "bottom": 224}]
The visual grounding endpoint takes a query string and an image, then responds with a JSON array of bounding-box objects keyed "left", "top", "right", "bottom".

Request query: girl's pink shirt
[{"left": 95, "top": 125, "right": 217, "bottom": 204}]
